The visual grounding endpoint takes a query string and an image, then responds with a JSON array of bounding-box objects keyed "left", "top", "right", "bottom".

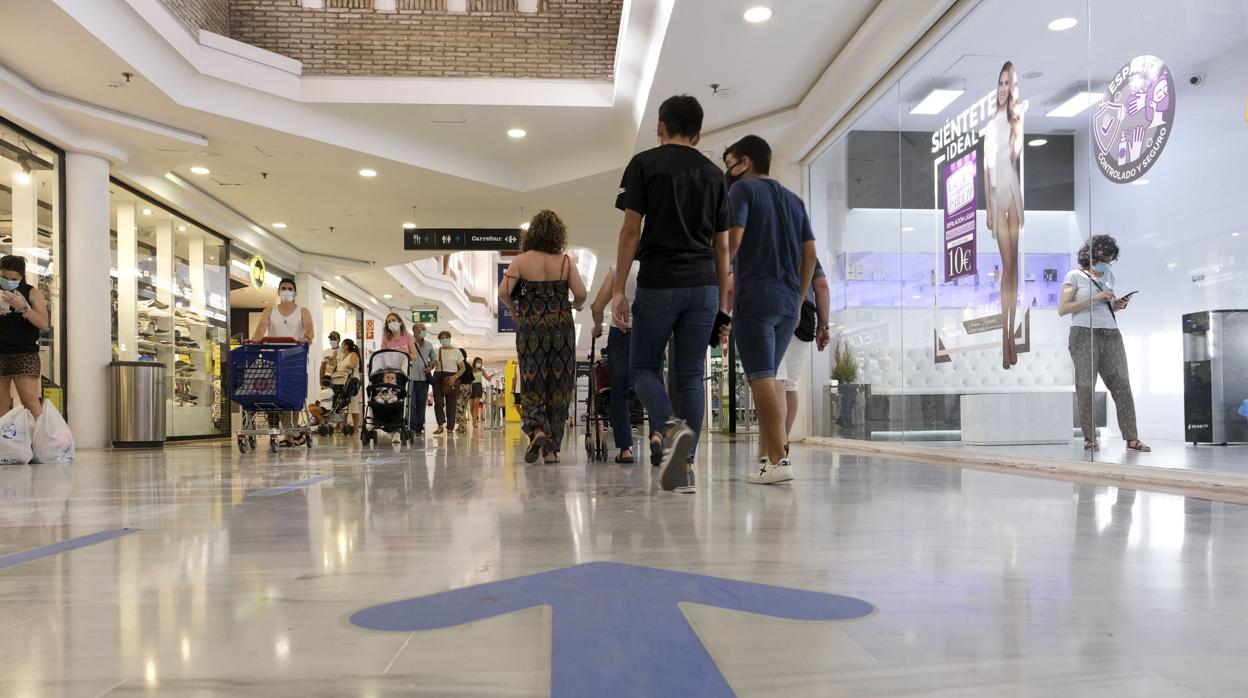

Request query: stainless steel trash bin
[{"left": 110, "top": 361, "right": 166, "bottom": 448}]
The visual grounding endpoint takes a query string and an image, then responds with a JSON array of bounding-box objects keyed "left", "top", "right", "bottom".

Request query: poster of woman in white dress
[{"left": 983, "top": 61, "right": 1028, "bottom": 370}]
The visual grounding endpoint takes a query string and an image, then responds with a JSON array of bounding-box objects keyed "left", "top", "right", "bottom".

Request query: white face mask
[
  {"left": 388, "top": 321, "right": 401, "bottom": 333},
  {"left": 439, "top": 338, "right": 452, "bottom": 348},
  {"left": 279, "top": 290, "right": 295, "bottom": 303}
]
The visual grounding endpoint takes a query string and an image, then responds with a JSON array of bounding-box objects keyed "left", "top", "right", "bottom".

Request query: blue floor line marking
[
  {"left": 350, "top": 561, "right": 874, "bottom": 697},
  {"left": 0, "top": 529, "right": 139, "bottom": 571},
  {"left": 248, "top": 475, "right": 332, "bottom": 497}
]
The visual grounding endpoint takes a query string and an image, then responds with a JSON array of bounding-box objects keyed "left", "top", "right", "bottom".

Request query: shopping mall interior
[{"left": 2, "top": 0, "right": 1248, "bottom": 695}]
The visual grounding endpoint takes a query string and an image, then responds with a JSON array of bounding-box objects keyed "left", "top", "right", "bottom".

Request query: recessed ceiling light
[
  {"left": 177, "top": 225, "right": 187, "bottom": 232},
  {"left": 520, "top": 222, "right": 531, "bottom": 231},
  {"left": 190, "top": 166, "right": 210, "bottom": 175},
  {"left": 402, "top": 222, "right": 417, "bottom": 230},
  {"left": 1233, "top": 232, "right": 1241, "bottom": 238},
  {"left": 142, "top": 208, "right": 153, "bottom": 216},
  {"left": 1028, "top": 138, "right": 1048, "bottom": 147},
  {"left": 1048, "top": 17, "right": 1078, "bottom": 31},
  {"left": 743, "top": 6, "right": 773, "bottom": 23},
  {"left": 1131, "top": 179, "right": 1150, "bottom": 186},
  {"left": 358, "top": 168, "right": 377, "bottom": 178},
  {"left": 507, "top": 128, "right": 527, "bottom": 139},
  {"left": 910, "top": 88, "right": 965, "bottom": 115},
  {"left": 369, "top": 296, "right": 378, "bottom": 304},
  {"left": 1046, "top": 91, "right": 1101, "bottom": 118},
  {"left": 383, "top": 294, "right": 393, "bottom": 299},
  {"left": 334, "top": 275, "right": 342, "bottom": 280},
  {"left": 272, "top": 222, "right": 287, "bottom": 229},
  {"left": 901, "top": 226, "right": 915, "bottom": 232}
]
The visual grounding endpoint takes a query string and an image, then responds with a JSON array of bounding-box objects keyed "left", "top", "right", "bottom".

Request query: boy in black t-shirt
[{"left": 612, "top": 95, "right": 732, "bottom": 494}]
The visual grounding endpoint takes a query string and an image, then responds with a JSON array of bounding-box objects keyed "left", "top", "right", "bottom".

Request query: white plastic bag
[
  {"left": 32, "top": 400, "right": 75, "bottom": 464},
  {"left": 0, "top": 406, "right": 34, "bottom": 465}
]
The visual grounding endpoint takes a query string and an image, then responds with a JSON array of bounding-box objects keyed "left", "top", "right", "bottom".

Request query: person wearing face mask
[
  {"left": 407, "top": 322, "right": 437, "bottom": 435},
  {"left": 0, "top": 255, "right": 51, "bottom": 419},
  {"left": 468, "top": 357, "right": 496, "bottom": 430},
  {"left": 431, "top": 330, "right": 464, "bottom": 435},
  {"left": 320, "top": 331, "right": 341, "bottom": 380},
  {"left": 251, "top": 278, "right": 314, "bottom": 345},
  {"left": 1059, "top": 235, "right": 1149, "bottom": 453}
]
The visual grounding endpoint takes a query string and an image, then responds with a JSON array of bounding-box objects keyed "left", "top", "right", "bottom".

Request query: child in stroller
[
  {"left": 362, "top": 348, "right": 413, "bottom": 447},
  {"left": 310, "top": 374, "right": 358, "bottom": 436}
]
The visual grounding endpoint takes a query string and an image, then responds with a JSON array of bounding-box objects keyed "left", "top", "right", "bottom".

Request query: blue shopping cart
[{"left": 229, "top": 339, "right": 313, "bottom": 453}]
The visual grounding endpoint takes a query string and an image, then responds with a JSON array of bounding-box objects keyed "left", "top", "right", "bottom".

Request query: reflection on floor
[
  {"left": 919, "top": 437, "right": 1248, "bottom": 475},
  {"left": 3, "top": 427, "right": 1247, "bottom": 696}
]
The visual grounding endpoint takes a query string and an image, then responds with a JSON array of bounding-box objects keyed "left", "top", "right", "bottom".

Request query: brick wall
[
  {"left": 160, "top": 0, "right": 230, "bottom": 36},
  {"left": 227, "top": 0, "right": 622, "bottom": 80}
]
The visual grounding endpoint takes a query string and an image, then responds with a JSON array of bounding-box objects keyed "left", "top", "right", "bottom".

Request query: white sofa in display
[{"left": 848, "top": 346, "right": 1104, "bottom": 439}]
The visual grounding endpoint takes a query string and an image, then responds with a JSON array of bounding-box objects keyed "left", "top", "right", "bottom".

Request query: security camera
[{"left": 1189, "top": 73, "right": 1206, "bottom": 87}]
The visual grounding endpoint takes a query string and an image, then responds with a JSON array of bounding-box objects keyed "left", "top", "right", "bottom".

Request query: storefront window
[
  {"left": 321, "top": 289, "right": 362, "bottom": 358},
  {"left": 808, "top": 0, "right": 1248, "bottom": 466},
  {"left": 1, "top": 119, "right": 64, "bottom": 412},
  {"left": 110, "top": 183, "right": 229, "bottom": 438}
]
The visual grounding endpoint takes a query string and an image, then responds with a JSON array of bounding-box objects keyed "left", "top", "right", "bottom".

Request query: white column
[
  {"left": 116, "top": 203, "right": 138, "bottom": 361},
  {"left": 10, "top": 170, "right": 38, "bottom": 283},
  {"left": 295, "top": 272, "right": 323, "bottom": 401},
  {"left": 65, "top": 152, "right": 112, "bottom": 449}
]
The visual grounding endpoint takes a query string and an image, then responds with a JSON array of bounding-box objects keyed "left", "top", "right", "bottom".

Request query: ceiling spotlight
[
  {"left": 1028, "top": 138, "right": 1048, "bottom": 147},
  {"left": 272, "top": 222, "right": 287, "bottom": 229},
  {"left": 507, "top": 128, "right": 527, "bottom": 139},
  {"left": 358, "top": 168, "right": 378, "bottom": 178},
  {"left": 402, "top": 222, "right": 417, "bottom": 230},
  {"left": 743, "top": 6, "right": 773, "bottom": 23},
  {"left": 369, "top": 297, "right": 379, "bottom": 304},
  {"left": 177, "top": 225, "right": 187, "bottom": 232},
  {"left": 1048, "top": 17, "right": 1078, "bottom": 31},
  {"left": 190, "top": 166, "right": 210, "bottom": 175},
  {"left": 15, "top": 160, "right": 32, "bottom": 184},
  {"left": 383, "top": 294, "right": 393, "bottom": 299},
  {"left": 520, "top": 222, "right": 531, "bottom": 231},
  {"left": 334, "top": 275, "right": 342, "bottom": 281},
  {"left": 142, "top": 208, "right": 153, "bottom": 216}
]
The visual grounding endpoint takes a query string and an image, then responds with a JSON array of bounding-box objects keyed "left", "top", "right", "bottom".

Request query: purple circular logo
[{"left": 1093, "top": 55, "right": 1175, "bottom": 183}]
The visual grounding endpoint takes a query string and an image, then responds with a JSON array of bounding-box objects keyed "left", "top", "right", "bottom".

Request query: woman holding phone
[{"left": 1058, "top": 235, "right": 1149, "bottom": 453}]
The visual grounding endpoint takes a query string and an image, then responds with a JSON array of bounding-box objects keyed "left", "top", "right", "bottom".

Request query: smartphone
[{"left": 1119, "top": 290, "right": 1139, "bottom": 300}]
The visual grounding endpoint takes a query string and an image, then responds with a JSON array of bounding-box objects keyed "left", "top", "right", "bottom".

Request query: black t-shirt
[{"left": 615, "top": 144, "right": 730, "bottom": 289}]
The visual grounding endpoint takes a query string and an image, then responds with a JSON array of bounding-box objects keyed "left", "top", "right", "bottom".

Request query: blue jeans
[
  {"left": 607, "top": 326, "right": 641, "bottom": 450},
  {"left": 733, "top": 313, "right": 798, "bottom": 381},
  {"left": 408, "top": 379, "right": 429, "bottom": 431},
  {"left": 629, "top": 286, "right": 717, "bottom": 455}
]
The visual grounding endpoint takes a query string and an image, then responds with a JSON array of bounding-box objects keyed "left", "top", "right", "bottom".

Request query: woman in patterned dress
[{"left": 498, "top": 211, "right": 587, "bottom": 463}]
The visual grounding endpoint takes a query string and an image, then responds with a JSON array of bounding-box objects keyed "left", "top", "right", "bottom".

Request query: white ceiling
[{"left": 1, "top": 0, "right": 911, "bottom": 341}]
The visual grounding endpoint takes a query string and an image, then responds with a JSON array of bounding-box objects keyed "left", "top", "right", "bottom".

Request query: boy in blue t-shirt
[{"left": 723, "top": 135, "right": 817, "bottom": 484}]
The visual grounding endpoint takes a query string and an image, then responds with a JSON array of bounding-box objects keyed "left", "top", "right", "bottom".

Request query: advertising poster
[
  {"left": 1094, "top": 55, "right": 1175, "bottom": 183},
  {"left": 497, "top": 263, "right": 517, "bottom": 334},
  {"left": 931, "top": 60, "right": 1030, "bottom": 367},
  {"left": 942, "top": 151, "right": 977, "bottom": 282}
]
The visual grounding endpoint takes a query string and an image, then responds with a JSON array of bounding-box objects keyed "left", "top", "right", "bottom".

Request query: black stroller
[
  {"left": 315, "top": 376, "right": 360, "bottom": 437},
  {"left": 584, "top": 336, "right": 608, "bottom": 462},
  {"left": 361, "top": 349, "right": 413, "bottom": 447}
]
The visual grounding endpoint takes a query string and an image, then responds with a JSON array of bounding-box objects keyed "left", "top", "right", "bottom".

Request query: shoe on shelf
[
  {"left": 747, "top": 459, "right": 795, "bottom": 485},
  {"left": 657, "top": 419, "right": 695, "bottom": 492}
]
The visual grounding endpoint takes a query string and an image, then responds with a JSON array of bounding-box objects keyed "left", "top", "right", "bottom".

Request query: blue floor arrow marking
[
  {"left": 0, "top": 529, "right": 139, "bottom": 571},
  {"left": 350, "top": 561, "right": 874, "bottom": 696}
]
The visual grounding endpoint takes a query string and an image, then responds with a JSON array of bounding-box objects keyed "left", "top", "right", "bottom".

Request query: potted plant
[{"left": 832, "top": 339, "right": 862, "bottom": 429}]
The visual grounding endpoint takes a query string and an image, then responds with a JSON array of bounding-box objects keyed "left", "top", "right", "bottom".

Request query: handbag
[{"left": 794, "top": 299, "right": 817, "bottom": 342}]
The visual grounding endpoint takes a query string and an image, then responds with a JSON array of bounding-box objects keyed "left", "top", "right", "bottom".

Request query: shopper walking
[
  {"left": 590, "top": 261, "right": 642, "bottom": 463},
  {"left": 251, "top": 278, "right": 314, "bottom": 345},
  {"left": 721, "top": 135, "right": 817, "bottom": 483},
  {"left": 1058, "top": 234, "right": 1149, "bottom": 452},
  {"left": 0, "top": 255, "right": 50, "bottom": 418},
  {"left": 408, "top": 321, "right": 437, "bottom": 435},
  {"left": 319, "top": 331, "right": 341, "bottom": 379},
  {"left": 773, "top": 260, "right": 831, "bottom": 453},
  {"left": 613, "top": 95, "right": 732, "bottom": 493},
  {"left": 335, "top": 338, "right": 362, "bottom": 431},
  {"left": 432, "top": 330, "right": 465, "bottom": 435},
  {"left": 468, "top": 358, "right": 495, "bottom": 429},
  {"left": 500, "top": 210, "right": 587, "bottom": 464}
]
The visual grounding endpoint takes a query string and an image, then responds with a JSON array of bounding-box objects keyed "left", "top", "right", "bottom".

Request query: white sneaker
[
  {"left": 747, "top": 459, "right": 794, "bottom": 485},
  {"left": 390, "top": 431, "right": 400, "bottom": 444}
]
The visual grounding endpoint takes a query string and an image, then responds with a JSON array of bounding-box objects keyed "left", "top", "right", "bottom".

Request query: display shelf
[{"left": 835, "top": 251, "right": 1072, "bottom": 310}]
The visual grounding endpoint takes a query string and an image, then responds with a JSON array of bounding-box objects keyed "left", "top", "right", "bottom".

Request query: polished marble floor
[{"left": 3, "top": 425, "right": 1248, "bottom": 696}]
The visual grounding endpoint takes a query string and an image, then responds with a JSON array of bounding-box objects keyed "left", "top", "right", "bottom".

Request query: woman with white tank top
[{"left": 251, "top": 278, "right": 314, "bottom": 344}]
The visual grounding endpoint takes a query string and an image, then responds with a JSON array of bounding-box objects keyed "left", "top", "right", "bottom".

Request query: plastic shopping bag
[
  {"left": 32, "top": 400, "right": 75, "bottom": 463},
  {"left": 0, "top": 406, "right": 34, "bottom": 465}
]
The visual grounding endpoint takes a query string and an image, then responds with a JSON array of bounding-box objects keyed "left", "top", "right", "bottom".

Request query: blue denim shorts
[{"left": 733, "top": 313, "right": 798, "bottom": 381}]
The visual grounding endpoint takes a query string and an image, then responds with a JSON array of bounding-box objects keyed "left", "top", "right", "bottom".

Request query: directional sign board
[{"left": 404, "top": 228, "right": 521, "bottom": 252}]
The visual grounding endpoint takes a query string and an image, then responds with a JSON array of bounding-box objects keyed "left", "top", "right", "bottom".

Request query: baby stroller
[
  {"left": 314, "top": 375, "right": 360, "bottom": 437},
  {"left": 583, "top": 337, "right": 609, "bottom": 461},
  {"left": 361, "top": 349, "right": 413, "bottom": 448}
]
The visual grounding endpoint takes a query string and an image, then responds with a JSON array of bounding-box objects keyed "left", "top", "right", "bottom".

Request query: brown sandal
[{"left": 1126, "top": 440, "right": 1151, "bottom": 452}]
